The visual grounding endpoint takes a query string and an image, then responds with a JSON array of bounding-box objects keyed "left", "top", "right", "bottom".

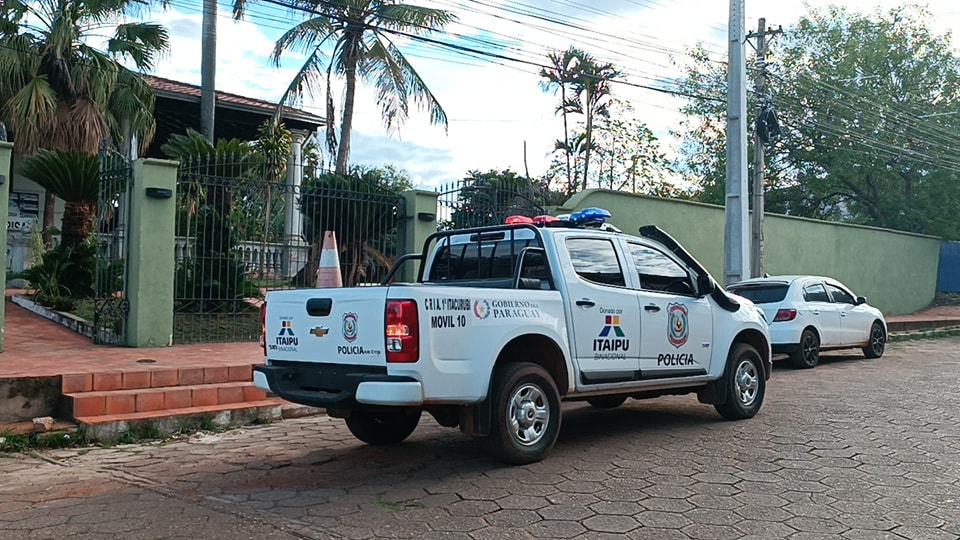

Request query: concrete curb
[{"left": 10, "top": 294, "right": 94, "bottom": 338}]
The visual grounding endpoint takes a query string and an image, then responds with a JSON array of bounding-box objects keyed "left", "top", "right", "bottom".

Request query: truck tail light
[
  {"left": 773, "top": 308, "right": 797, "bottom": 322},
  {"left": 260, "top": 301, "right": 267, "bottom": 356},
  {"left": 385, "top": 300, "right": 419, "bottom": 363}
]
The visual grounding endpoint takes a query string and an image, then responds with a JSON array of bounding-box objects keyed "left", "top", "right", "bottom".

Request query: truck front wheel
[
  {"left": 485, "top": 362, "right": 561, "bottom": 465},
  {"left": 713, "top": 343, "right": 765, "bottom": 420},
  {"left": 345, "top": 410, "right": 421, "bottom": 445}
]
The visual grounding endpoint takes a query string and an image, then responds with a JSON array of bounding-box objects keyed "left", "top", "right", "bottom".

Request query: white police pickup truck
[{"left": 255, "top": 208, "right": 771, "bottom": 464}]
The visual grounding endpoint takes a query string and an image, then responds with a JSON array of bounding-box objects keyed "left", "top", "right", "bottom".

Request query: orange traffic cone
[{"left": 315, "top": 230, "right": 343, "bottom": 288}]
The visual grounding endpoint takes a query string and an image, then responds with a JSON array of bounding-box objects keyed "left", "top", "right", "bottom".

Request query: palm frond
[
  {"left": 108, "top": 22, "right": 170, "bottom": 70},
  {"left": 41, "top": 97, "right": 110, "bottom": 153},
  {"left": 275, "top": 47, "right": 329, "bottom": 112},
  {"left": 271, "top": 17, "right": 336, "bottom": 65},
  {"left": 4, "top": 76, "right": 59, "bottom": 153},
  {"left": 374, "top": 4, "right": 455, "bottom": 32},
  {"left": 364, "top": 36, "right": 447, "bottom": 132},
  {"left": 19, "top": 149, "right": 100, "bottom": 202}
]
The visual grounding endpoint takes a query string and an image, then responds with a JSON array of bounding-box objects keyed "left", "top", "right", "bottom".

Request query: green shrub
[{"left": 20, "top": 241, "right": 97, "bottom": 310}]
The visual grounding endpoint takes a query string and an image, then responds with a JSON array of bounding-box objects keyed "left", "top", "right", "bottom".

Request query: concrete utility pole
[
  {"left": 724, "top": 0, "right": 749, "bottom": 285},
  {"left": 747, "top": 19, "right": 783, "bottom": 278},
  {"left": 751, "top": 18, "right": 767, "bottom": 279}
]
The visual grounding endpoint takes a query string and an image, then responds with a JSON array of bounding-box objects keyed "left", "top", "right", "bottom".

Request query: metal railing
[{"left": 172, "top": 154, "right": 406, "bottom": 343}]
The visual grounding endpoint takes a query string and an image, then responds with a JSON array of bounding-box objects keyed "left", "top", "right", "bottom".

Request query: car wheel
[
  {"left": 862, "top": 322, "right": 886, "bottom": 359},
  {"left": 789, "top": 328, "right": 820, "bottom": 369},
  {"left": 587, "top": 396, "right": 627, "bottom": 409},
  {"left": 345, "top": 410, "right": 421, "bottom": 445},
  {"left": 484, "top": 362, "right": 561, "bottom": 465},
  {"left": 714, "top": 343, "right": 765, "bottom": 420}
]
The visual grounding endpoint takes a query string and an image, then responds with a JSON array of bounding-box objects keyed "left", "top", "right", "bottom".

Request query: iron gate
[
  {"left": 93, "top": 147, "right": 132, "bottom": 345},
  {"left": 436, "top": 176, "right": 548, "bottom": 230}
]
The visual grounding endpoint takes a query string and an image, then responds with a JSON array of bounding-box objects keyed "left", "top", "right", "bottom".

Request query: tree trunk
[
  {"left": 335, "top": 31, "right": 360, "bottom": 175},
  {"left": 60, "top": 201, "right": 96, "bottom": 248},
  {"left": 42, "top": 191, "right": 56, "bottom": 248},
  {"left": 582, "top": 89, "right": 594, "bottom": 192},
  {"left": 200, "top": 0, "right": 217, "bottom": 143}
]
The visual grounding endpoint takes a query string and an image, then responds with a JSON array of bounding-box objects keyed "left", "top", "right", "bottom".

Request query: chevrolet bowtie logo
[{"left": 310, "top": 326, "right": 329, "bottom": 337}]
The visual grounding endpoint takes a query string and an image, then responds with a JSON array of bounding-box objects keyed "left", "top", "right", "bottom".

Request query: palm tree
[
  {"left": 568, "top": 52, "right": 620, "bottom": 191},
  {"left": 540, "top": 47, "right": 583, "bottom": 194},
  {"left": 232, "top": 0, "right": 455, "bottom": 174},
  {"left": 0, "top": 0, "right": 169, "bottom": 241},
  {"left": 19, "top": 150, "right": 100, "bottom": 248}
]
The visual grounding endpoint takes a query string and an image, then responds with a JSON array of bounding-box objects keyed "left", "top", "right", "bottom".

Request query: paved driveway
[{"left": 3, "top": 337, "right": 960, "bottom": 539}]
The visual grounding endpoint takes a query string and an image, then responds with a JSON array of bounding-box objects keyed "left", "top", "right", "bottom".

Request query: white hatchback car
[{"left": 728, "top": 276, "right": 886, "bottom": 369}]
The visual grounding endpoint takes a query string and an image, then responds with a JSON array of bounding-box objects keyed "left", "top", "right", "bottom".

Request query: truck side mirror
[{"left": 697, "top": 275, "right": 714, "bottom": 297}]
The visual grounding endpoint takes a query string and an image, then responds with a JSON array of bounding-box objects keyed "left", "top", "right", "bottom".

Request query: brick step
[
  {"left": 61, "top": 364, "right": 258, "bottom": 394},
  {"left": 66, "top": 381, "right": 269, "bottom": 418},
  {"left": 75, "top": 400, "right": 284, "bottom": 442}
]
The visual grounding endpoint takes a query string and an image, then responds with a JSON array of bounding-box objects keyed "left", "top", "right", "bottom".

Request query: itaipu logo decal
[
  {"left": 599, "top": 315, "right": 625, "bottom": 337},
  {"left": 278, "top": 319, "right": 295, "bottom": 337},
  {"left": 667, "top": 303, "right": 689, "bottom": 348},
  {"left": 473, "top": 300, "right": 491, "bottom": 319},
  {"left": 342, "top": 313, "right": 358, "bottom": 342}
]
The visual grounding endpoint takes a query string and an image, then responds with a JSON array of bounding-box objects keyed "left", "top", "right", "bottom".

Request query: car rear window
[{"left": 728, "top": 284, "right": 788, "bottom": 304}]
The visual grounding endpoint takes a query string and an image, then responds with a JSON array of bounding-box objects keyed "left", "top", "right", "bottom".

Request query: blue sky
[{"left": 145, "top": 0, "right": 959, "bottom": 189}]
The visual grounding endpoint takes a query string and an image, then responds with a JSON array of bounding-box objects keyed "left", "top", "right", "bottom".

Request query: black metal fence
[
  {"left": 94, "top": 147, "right": 131, "bottom": 345},
  {"left": 436, "top": 176, "right": 549, "bottom": 230},
  {"left": 173, "top": 154, "right": 406, "bottom": 344}
]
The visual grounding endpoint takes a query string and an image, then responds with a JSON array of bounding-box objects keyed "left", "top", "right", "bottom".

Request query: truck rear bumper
[
  {"left": 254, "top": 362, "right": 420, "bottom": 409},
  {"left": 356, "top": 381, "right": 423, "bottom": 406}
]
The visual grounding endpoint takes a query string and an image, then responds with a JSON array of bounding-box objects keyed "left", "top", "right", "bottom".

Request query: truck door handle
[
  {"left": 576, "top": 300, "right": 595, "bottom": 308},
  {"left": 644, "top": 304, "right": 661, "bottom": 313}
]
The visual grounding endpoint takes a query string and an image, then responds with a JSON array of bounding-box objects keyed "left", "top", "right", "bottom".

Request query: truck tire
[
  {"left": 713, "top": 343, "right": 765, "bottom": 420},
  {"left": 485, "top": 362, "right": 561, "bottom": 465},
  {"left": 345, "top": 410, "right": 421, "bottom": 445}
]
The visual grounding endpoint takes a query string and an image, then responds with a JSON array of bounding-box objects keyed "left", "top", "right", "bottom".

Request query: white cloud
[{"left": 148, "top": 0, "right": 960, "bottom": 189}]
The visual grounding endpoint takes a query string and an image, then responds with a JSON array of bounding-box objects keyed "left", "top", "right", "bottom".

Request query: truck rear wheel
[
  {"left": 713, "top": 343, "right": 765, "bottom": 420},
  {"left": 485, "top": 362, "right": 561, "bottom": 465},
  {"left": 345, "top": 410, "right": 421, "bottom": 445}
]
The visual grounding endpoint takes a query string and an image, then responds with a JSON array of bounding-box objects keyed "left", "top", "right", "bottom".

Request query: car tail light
[
  {"left": 773, "top": 308, "right": 797, "bottom": 322},
  {"left": 259, "top": 302, "right": 267, "bottom": 356},
  {"left": 386, "top": 300, "right": 419, "bottom": 363}
]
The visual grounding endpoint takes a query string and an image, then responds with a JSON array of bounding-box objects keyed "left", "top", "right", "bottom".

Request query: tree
[
  {"left": 441, "top": 169, "right": 553, "bottom": 230},
  {"left": 0, "top": 0, "right": 169, "bottom": 243},
  {"left": 544, "top": 99, "right": 676, "bottom": 197},
  {"left": 540, "top": 47, "right": 621, "bottom": 194},
  {"left": 540, "top": 48, "right": 581, "bottom": 193},
  {"left": 19, "top": 150, "right": 100, "bottom": 248},
  {"left": 299, "top": 164, "right": 412, "bottom": 285},
  {"left": 673, "top": 6, "right": 960, "bottom": 237},
  {"left": 233, "top": 0, "right": 455, "bottom": 175}
]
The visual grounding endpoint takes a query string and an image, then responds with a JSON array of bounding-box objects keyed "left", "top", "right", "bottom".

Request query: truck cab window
[
  {"left": 627, "top": 243, "right": 693, "bottom": 295},
  {"left": 565, "top": 238, "right": 626, "bottom": 287}
]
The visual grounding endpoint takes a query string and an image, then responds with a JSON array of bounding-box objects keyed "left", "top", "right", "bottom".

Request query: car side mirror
[
  {"left": 697, "top": 275, "right": 714, "bottom": 297},
  {"left": 856, "top": 296, "right": 867, "bottom": 305}
]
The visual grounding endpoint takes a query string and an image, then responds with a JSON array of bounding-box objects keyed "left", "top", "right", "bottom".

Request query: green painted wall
[
  {"left": 127, "top": 159, "right": 178, "bottom": 347},
  {"left": 557, "top": 189, "right": 939, "bottom": 315},
  {"left": 0, "top": 142, "right": 12, "bottom": 352}
]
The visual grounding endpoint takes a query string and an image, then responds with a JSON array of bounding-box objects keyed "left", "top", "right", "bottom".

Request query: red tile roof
[{"left": 144, "top": 75, "right": 325, "bottom": 126}]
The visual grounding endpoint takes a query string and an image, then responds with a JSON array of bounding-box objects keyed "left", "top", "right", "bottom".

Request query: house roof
[
  {"left": 142, "top": 75, "right": 326, "bottom": 158},
  {"left": 144, "top": 75, "right": 325, "bottom": 127}
]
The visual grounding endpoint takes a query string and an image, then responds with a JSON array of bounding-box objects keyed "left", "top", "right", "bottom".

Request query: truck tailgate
[{"left": 264, "top": 287, "right": 389, "bottom": 366}]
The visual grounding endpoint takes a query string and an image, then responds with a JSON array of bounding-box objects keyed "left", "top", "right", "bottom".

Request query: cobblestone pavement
[{"left": 3, "top": 337, "right": 960, "bottom": 540}]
